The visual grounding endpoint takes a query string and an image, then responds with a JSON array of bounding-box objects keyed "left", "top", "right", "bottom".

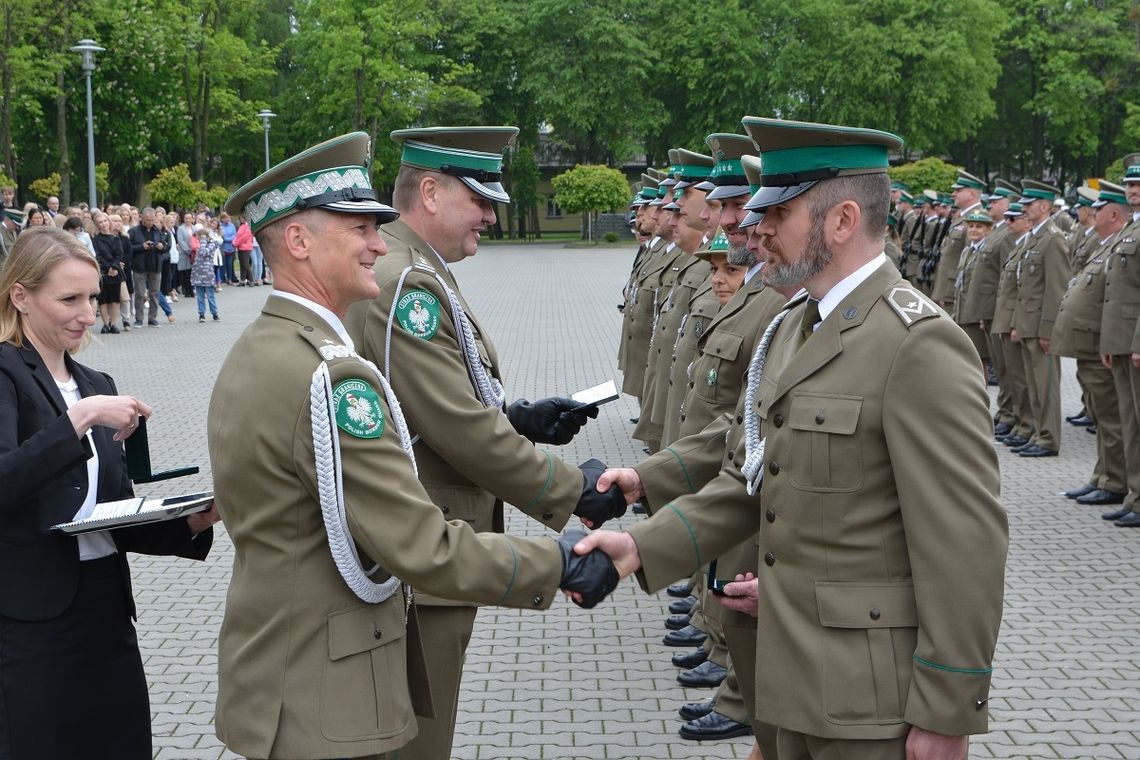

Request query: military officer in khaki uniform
[
  {"left": 900, "top": 193, "right": 927, "bottom": 285},
  {"left": 579, "top": 116, "right": 1008, "bottom": 760},
  {"left": 953, "top": 208, "right": 997, "bottom": 365},
  {"left": 993, "top": 204, "right": 1037, "bottom": 447},
  {"left": 209, "top": 133, "right": 616, "bottom": 760},
  {"left": 343, "top": 127, "right": 624, "bottom": 759},
  {"left": 1053, "top": 182, "right": 1128, "bottom": 507},
  {"left": 1009, "top": 179, "right": 1072, "bottom": 457},
  {"left": 1068, "top": 186, "right": 1100, "bottom": 271},
  {"left": 982, "top": 180, "right": 1021, "bottom": 437},
  {"left": 1099, "top": 164, "right": 1140, "bottom": 527},
  {"left": 933, "top": 171, "right": 986, "bottom": 357},
  {"left": 618, "top": 183, "right": 661, "bottom": 376}
]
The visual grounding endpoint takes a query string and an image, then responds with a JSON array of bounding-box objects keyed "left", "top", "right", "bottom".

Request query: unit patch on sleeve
[
  {"left": 396, "top": 289, "right": 441, "bottom": 340},
  {"left": 332, "top": 379, "right": 385, "bottom": 438}
]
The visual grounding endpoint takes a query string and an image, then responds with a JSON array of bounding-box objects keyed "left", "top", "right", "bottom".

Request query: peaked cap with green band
[
  {"left": 390, "top": 125, "right": 517, "bottom": 203},
  {"left": 3, "top": 207, "right": 25, "bottom": 225},
  {"left": 647, "top": 168, "right": 667, "bottom": 182},
  {"left": 898, "top": 190, "right": 914, "bottom": 205},
  {"left": 939, "top": 193, "right": 954, "bottom": 206},
  {"left": 694, "top": 226, "right": 731, "bottom": 260},
  {"left": 740, "top": 116, "right": 903, "bottom": 212},
  {"left": 952, "top": 169, "right": 986, "bottom": 191},
  {"left": 640, "top": 173, "right": 659, "bottom": 190},
  {"left": 703, "top": 133, "right": 756, "bottom": 201},
  {"left": 738, "top": 155, "right": 766, "bottom": 228},
  {"left": 1020, "top": 179, "right": 1060, "bottom": 201},
  {"left": 1075, "top": 187, "right": 1098, "bottom": 207},
  {"left": 1125, "top": 164, "right": 1140, "bottom": 183},
  {"left": 1004, "top": 202, "right": 1024, "bottom": 217},
  {"left": 891, "top": 180, "right": 911, "bottom": 193},
  {"left": 963, "top": 209, "right": 994, "bottom": 224},
  {"left": 637, "top": 186, "right": 658, "bottom": 201},
  {"left": 225, "top": 131, "right": 398, "bottom": 234},
  {"left": 1092, "top": 180, "right": 1126, "bottom": 207},
  {"left": 912, "top": 194, "right": 927, "bottom": 207},
  {"left": 672, "top": 148, "right": 716, "bottom": 190},
  {"left": 659, "top": 149, "right": 681, "bottom": 189},
  {"left": 923, "top": 189, "right": 940, "bottom": 205},
  {"left": 991, "top": 178, "right": 1018, "bottom": 198}
]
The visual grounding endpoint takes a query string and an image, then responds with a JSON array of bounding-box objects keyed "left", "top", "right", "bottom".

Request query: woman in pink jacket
[{"left": 232, "top": 218, "right": 255, "bottom": 287}]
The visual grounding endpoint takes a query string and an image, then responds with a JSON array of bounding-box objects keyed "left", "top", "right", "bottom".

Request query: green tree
[
  {"left": 551, "top": 164, "right": 629, "bottom": 240},
  {"left": 145, "top": 163, "right": 208, "bottom": 210},
  {"left": 888, "top": 158, "right": 960, "bottom": 194},
  {"left": 28, "top": 172, "right": 61, "bottom": 202}
]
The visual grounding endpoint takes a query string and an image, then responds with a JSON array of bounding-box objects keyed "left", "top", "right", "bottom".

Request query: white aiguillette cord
[
  {"left": 740, "top": 307, "right": 794, "bottom": 496},
  {"left": 310, "top": 351, "right": 415, "bottom": 609},
  {"left": 386, "top": 265, "right": 505, "bottom": 412}
]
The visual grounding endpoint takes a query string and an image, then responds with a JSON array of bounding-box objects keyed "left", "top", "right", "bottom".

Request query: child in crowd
[{"left": 191, "top": 224, "right": 220, "bottom": 322}]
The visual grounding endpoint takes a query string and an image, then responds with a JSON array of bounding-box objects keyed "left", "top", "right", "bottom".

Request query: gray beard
[
  {"left": 726, "top": 243, "right": 755, "bottom": 267},
  {"left": 761, "top": 223, "right": 832, "bottom": 287}
]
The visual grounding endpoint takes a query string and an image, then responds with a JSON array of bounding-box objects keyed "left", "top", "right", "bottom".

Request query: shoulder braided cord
[
  {"left": 740, "top": 307, "right": 794, "bottom": 496},
  {"left": 310, "top": 352, "right": 416, "bottom": 605}
]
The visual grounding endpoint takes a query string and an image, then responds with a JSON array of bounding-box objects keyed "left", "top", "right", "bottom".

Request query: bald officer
[
  {"left": 342, "top": 126, "right": 624, "bottom": 759},
  {"left": 579, "top": 116, "right": 1008, "bottom": 760},
  {"left": 208, "top": 132, "right": 617, "bottom": 760}
]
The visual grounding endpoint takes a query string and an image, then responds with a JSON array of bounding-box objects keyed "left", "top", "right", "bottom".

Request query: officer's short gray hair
[{"left": 807, "top": 174, "right": 890, "bottom": 240}]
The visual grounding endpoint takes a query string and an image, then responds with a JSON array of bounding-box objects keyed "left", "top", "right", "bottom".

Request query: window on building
[{"left": 546, "top": 196, "right": 563, "bottom": 218}]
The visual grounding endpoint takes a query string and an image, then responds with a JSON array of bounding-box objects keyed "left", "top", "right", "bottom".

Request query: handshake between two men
[{"left": 556, "top": 463, "right": 758, "bottom": 617}]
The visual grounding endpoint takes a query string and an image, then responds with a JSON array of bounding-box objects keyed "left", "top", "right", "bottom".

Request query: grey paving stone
[{"left": 75, "top": 244, "right": 1140, "bottom": 758}]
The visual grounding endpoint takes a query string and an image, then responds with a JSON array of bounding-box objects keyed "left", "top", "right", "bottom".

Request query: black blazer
[{"left": 0, "top": 341, "right": 212, "bottom": 621}]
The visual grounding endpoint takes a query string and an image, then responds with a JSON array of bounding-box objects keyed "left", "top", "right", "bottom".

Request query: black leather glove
[
  {"left": 574, "top": 458, "right": 627, "bottom": 528},
  {"left": 507, "top": 397, "right": 598, "bottom": 445},
  {"left": 557, "top": 529, "right": 619, "bottom": 609}
]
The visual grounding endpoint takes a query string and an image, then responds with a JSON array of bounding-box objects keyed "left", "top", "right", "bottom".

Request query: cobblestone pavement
[{"left": 79, "top": 243, "right": 1139, "bottom": 759}]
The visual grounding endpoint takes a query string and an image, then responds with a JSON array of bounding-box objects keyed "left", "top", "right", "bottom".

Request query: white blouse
[{"left": 55, "top": 378, "right": 117, "bottom": 561}]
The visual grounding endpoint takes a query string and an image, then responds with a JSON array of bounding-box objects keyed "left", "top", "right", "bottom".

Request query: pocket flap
[
  {"left": 788, "top": 394, "right": 862, "bottom": 434},
  {"left": 327, "top": 600, "right": 406, "bottom": 661},
  {"left": 816, "top": 582, "right": 917, "bottom": 628},
  {"left": 704, "top": 332, "right": 744, "bottom": 362}
]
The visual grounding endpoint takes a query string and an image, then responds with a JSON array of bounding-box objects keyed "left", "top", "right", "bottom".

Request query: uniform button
[
  {"left": 773, "top": 414, "right": 784, "bottom": 428},
  {"left": 373, "top": 626, "right": 382, "bottom": 639},
  {"left": 815, "top": 414, "right": 825, "bottom": 425},
  {"left": 736, "top": 414, "right": 743, "bottom": 424},
  {"left": 869, "top": 608, "right": 881, "bottom": 621},
  {"left": 727, "top": 451, "right": 734, "bottom": 461},
  {"left": 303, "top": 325, "right": 314, "bottom": 332},
  {"left": 764, "top": 552, "right": 776, "bottom": 566},
  {"left": 543, "top": 512, "right": 553, "bottom": 520},
  {"left": 680, "top": 414, "right": 686, "bottom": 421},
  {"left": 688, "top": 382, "right": 694, "bottom": 389},
  {"left": 766, "top": 509, "right": 776, "bottom": 523},
  {"left": 440, "top": 505, "right": 450, "bottom": 514},
  {"left": 532, "top": 594, "right": 544, "bottom": 606},
  {"left": 769, "top": 461, "right": 780, "bottom": 476}
]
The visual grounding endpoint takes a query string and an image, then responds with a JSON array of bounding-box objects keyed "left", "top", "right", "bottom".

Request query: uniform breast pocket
[
  {"left": 322, "top": 600, "right": 412, "bottom": 741},
  {"left": 695, "top": 332, "right": 745, "bottom": 404},
  {"left": 786, "top": 393, "right": 863, "bottom": 492},
  {"left": 425, "top": 485, "right": 491, "bottom": 531},
  {"left": 815, "top": 581, "right": 917, "bottom": 726}
]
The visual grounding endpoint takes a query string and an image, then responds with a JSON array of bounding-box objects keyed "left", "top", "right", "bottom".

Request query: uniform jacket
[
  {"left": 1100, "top": 216, "right": 1140, "bottom": 355},
  {"left": 647, "top": 254, "right": 706, "bottom": 428},
  {"left": 991, "top": 232, "right": 1028, "bottom": 335},
  {"left": 618, "top": 240, "right": 651, "bottom": 371},
  {"left": 621, "top": 238, "right": 672, "bottom": 394},
  {"left": 960, "top": 223, "right": 1012, "bottom": 325},
  {"left": 1068, "top": 226, "right": 1098, "bottom": 272},
  {"left": 209, "top": 295, "right": 563, "bottom": 759},
  {"left": 627, "top": 261, "right": 1007, "bottom": 740},
  {"left": 0, "top": 342, "right": 211, "bottom": 621},
  {"left": 344, "top": 220, "right": 581, "bottom": 605},
  {"left": 932, "top": 209, "right": 972, "bottom": 305},
  {"left": 1012, "top": 221, "right": 1071, "bottom": 339},
  {"left": 661, "top": 278, "right": 719, "bottom": 447},
  {"left": 1054, "top": 233, "right": 1117, "bottom": 360}
]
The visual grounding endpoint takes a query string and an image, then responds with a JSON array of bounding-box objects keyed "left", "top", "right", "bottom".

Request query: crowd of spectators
[{"left": 0, "top": 184, "right": 269, "bottom": 331}]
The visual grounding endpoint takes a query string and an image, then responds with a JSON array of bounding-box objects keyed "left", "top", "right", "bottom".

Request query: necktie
[{"left": 799, "top": 298, "right": 820, "bottom": 341}]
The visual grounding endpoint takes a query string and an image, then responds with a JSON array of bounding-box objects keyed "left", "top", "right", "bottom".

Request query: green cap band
[
  {"left": 245, "top": 165, "right": 371, "bottom": 232},
  {"left": 657, "top": 185, "right": 669, "bottom": 198},
  {"left": 1021, "top": 187, "right": 1055, "bottom": 200},
  {"left": 676, "top": 163, "right": 714, "bottom": 180},
  {"left": 992, "top": 187, "right": 1016, "bottom": 198},
  {"left": 639, "top": 187, "right": 657, "bottom": 200},
  {"left": 1100, "top": 189, "right": 1127, "bottom": 204},
  {"left": 758, "top": 144, "right": 889, "bottom": 182},
  {"left": 709, "top": 159, "right": 745, "bottom": 181},
  {"left": 709, "top": 229, "right": 729, "bottom": 251},
  {"left": 400, "top": 140, "right": 503, "bottom": 173},
  {"left": 1125, "top": 165, "right": 1140, "bottom": 181}
]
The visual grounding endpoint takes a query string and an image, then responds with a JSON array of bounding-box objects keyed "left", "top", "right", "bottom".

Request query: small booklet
[
  {"left": 52, "top": 492, "right": 213, "bottom": 535},
  {"left": 570, "top": 379, "right": 620, "bottom": 411}
]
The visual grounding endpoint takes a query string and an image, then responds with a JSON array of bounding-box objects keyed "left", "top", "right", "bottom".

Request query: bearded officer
[
  {"left": 343, "top": 126, "right": 625, "bottom": 760},
  {"left": 578, "top": 116, "right": 1008, "bottom": 760},
  {"left": 208, "top": 132, "right": 617, "bottom": 760}
]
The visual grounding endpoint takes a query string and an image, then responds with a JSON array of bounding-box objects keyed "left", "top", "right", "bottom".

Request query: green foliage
[
  {"left": 28, "top": 173, "right": 61, "bottom": 201},
  {"left": 602, "top": 231, "right": 620, "bottom": 243},
  {"left": 202, "top": 185, "right": 231, "bottom": 211},
  {"left": 551, "top": 165, "right": 629, "bottom": 215},
  {"left": 145, "top": 164, "right": 209, "bottom": 210},
  {"left": 1102, "top": 158, "right": 1126, "bottom": 185},
  {"left": 889, "top": 158, "right": 960, "bottom": 194},
  {"left": 0, "top": 169, "right": 16, "bottom": 191},
  {"left": 94, "top": 162, "right": 109, "bottom": 201}
]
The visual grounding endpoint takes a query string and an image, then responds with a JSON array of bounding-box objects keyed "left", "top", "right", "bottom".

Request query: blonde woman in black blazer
[{"left": 0, "top": 227, "right": 219, "bottom": 759}]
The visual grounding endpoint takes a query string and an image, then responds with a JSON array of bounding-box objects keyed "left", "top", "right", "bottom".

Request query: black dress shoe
[
  {"left": 632, "top": 502, "right": 647, "bottom": 515},
  {"left": 669, "top": 595, "right": 697, "bottom": 614},
  {"left": 1087, "top": 424, "right": 1098, "bottom": 434},
  {"left": 667, "top": 580, "right": 695, "bottom": 598},
  {"left": 679, "top": 711, "right": 753, "bottom": 741},
  {"left": 672, "top": 647, "right": 708, "bottom": 669},
  {"left": 1010, "top": 441, "right": 1035, "bottom": 453},
  {"left": 993, "top": 422, "right": 1013, "bottom": 438},
  {"left": 629, "top": 416, "right": 639, "bottom": 424},
  {"left": 1063, "top": 483, "right": 1098, "bottom": 499},
  {"left": 1114, "top": 512, "right": 1140, "bottom": 527},
  {"left": 1076, "top": 489, "right": 1126, "bottom": 506},
  {"left": 677, "top": 660, "right": 727, "bottom": 688},
  {"left": 678, "top": 698, "right": 716, "bottom": 721},
  {"left": 1102, "top": 506, "right": 1133, "bottom": 521},
  {"left": 663, "top": 624, "right": 707, "bottom": 647},
  {"left": 665, "top": 613, "right": 692, "bottom": 630},
  {"left": 1002, "top": 435, "right": 1030, "bottom": 447},
  {"left": 1068, "top": 414, "right": 1093, "bottom": 427},
  {"left": 1065, "top": 408, "right": 1088, "bottom": 423},
  {"left": 1018, "top": 444, "right": 1058, "bottom": 457}
]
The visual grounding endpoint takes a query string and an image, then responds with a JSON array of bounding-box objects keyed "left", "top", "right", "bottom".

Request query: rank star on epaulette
[{"left": 885, "top": 286, "right": 939, "bottom": 327}]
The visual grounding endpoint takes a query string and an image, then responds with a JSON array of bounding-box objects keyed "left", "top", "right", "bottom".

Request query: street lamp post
[
  {"left": 70, "top": 38, "right": 105, "bottom": 210},
  {"left": 257, "top": 109, "right": 276, "bottom": 172}
]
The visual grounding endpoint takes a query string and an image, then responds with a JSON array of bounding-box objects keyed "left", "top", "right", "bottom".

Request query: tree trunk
[
  {"left": 0, "top": 2, "right": 16, "bottom": 182},
  {"left": 56, "top": 68, "right": 71, "bottom": 206}
]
